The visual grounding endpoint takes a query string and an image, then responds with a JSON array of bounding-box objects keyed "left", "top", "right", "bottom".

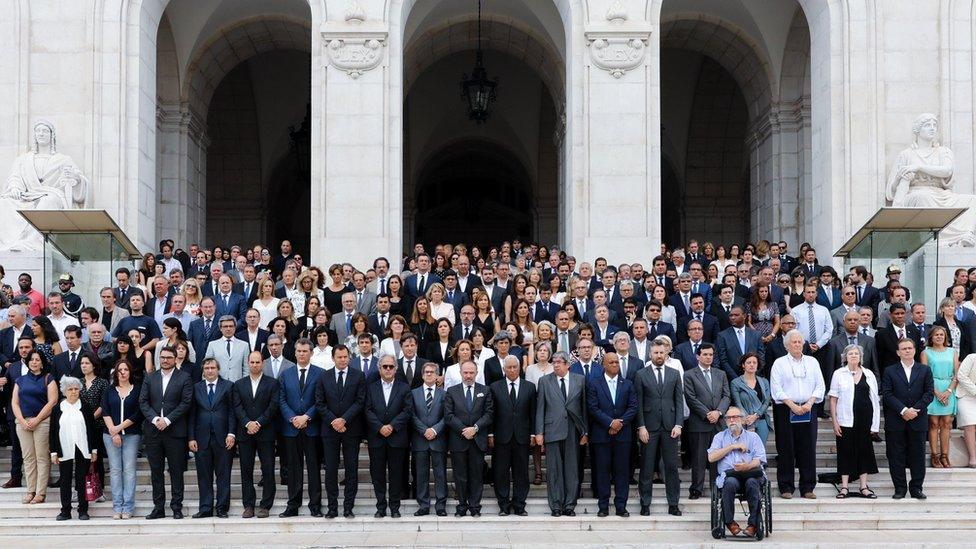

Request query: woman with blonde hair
[
  {"left": 923, "top": 325, "right": 959, "bottom": 467},
  {"left": 426, "top": 282, "right": 456, "bottom": 325},
  {"left": 181, "top": 278, "right": 203, "bottom": 316},
  {"left": 252, "top": 278, "right": 281, "bottom": 330}
]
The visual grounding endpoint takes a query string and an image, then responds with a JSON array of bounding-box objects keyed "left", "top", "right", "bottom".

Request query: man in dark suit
[
  {"left": 368, "top": 294, "right": 393, "bottom": 339},
  {"left": 442, "top": 271, "right": 469, "bottom": 318},
  {"left": 479, "top": 267, "right": 507, "bottom": 318},
  {"left": 397, "top": 334, "right": 427, "bottom": 389},
  {"left": 315, "top": 344, "right": 366, "bottom": 518},
  {"left": 489, "top": 356, "right": 537, "bottom": 516},
  {"left": 234, "top": 264, "right": 260, "bottom": 307},
  {"left": 826, "top": 310, "right": 879, "bottom": 373},
  {"left": 644, "top": 301, "right": 676, "bottom": 345},
  {"left": 536, "top": 287, "right": 561, "bottom": 323},
  {"left": 799, "top": 248, "right": 822, "bottom": 278},
  {"left": 236, "top": 309, "right": 269, "bottom": 354},
  {"left": 364, "top": 355, "right": 413, "bottom": 518},
  {"left": 815, "top": 269, "right": 842, "bottom": 309},
  {"left": 667, "top": 274, "right": 695, "bottom": 320},
  {"left": 569, "top": 337, "right": 603, "bottom": 380},
  {"left": 277, "top": 339, "right": 323, "bottom": 518},
  {"left": 676, "top": 295, "right": 719, "bottom": 344},
  {"left": 213, "top": 274, "right": 247, "bottom": 327},
  {"left": 594, "top": 270, "right": 624, "bottom": 315},
  {"left": 875, "top": 303, "right": 922, "bottom": 377},
  {"left": 674, "top": 319, "right": 706, "bottom": 371},
  {"left": 683, "top": 343, "right": 730, "bottom": 500},
  {"left": 710, "top": 285, "right": 743, "bottom": 331},
  {"left": 586, "top": 353, "right": 637, "bottom": 517},
  {"left": 233, "top": 351, "right": 280, "bottom": 518},
  {"left": 635, "top": 340, "right": 685, "bottom": 516},
  {"left": 139, "top": 346, "right": 194, "bottom": 519},
  {"left": 881, "top": 338, "right": 934, "bottom": 499},
  {"left": 554, "top": 310, "right": 579, "bottom": 355},
  {"left": 443, "top": 360, "right": 494, "bottom": 517},
  {"left": 52, "top": 325, "right": 84, "bottom": 382},
  {"left": 113, "top": 267, "right": 144, "bottom": 311},
  {"left": 849, "top": 265, "right": 881, "bottom": 318},
  {"left": 350, "top": 334, "right": 381, "bottom": 383},
  {"left": 187, "top": 298, "right": 221, "bottom": 367},
  {"left": 649, "top": 256, "right": 674, "bottom": 295},
  {"left": 404, "top": 254, "right": 442, "bottom": 298},
  {"left": 0, "top": 304, "right": 30, "bottom": 365},
  {"left": 188, "top": 358, "right": 236, "bottom": 518},
  {"left": 453, "top": 304, "right": 478, "bottom": 341},
  {"left": 715, "top": 306, "right": 765, "bottom": 381},
  {"left": 411, "top": 363, "right": 448, "bottom": 516}
]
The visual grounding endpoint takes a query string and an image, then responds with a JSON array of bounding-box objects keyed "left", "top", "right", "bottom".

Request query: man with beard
[{"left": 708, "top": 406, "right": 767, "bottom": 537}]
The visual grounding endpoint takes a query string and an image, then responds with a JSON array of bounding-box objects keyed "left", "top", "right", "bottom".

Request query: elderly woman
[
  {"left": 828, "top": 344, "right": 880, "bottom": 498},
  {"left": 426, "top": 282, "right": 456, "bottom": 325},
  {"left": 730, "top": 353, "right": 773, "bottom": 443},
  {"left": 101, "top": 361, "right": 142, "bottom": 519},
  {"left": 49, "top": 376, "right": 100, "bottom": 520},
  {"left": 12, "top": 349, "right": 58, "bottom": 504}
]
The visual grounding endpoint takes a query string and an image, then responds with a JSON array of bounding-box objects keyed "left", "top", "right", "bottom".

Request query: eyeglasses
[
  {"left": 725, "top": 414, "right": 742, "bottom": 420},
  {"left": 381, "top": 365, "right": 396, "bottom": 370}
]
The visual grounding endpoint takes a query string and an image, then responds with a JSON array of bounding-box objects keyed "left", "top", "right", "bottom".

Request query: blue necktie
[
  {"left": 207, "top": 383, "right": 215, "bottom": 406},
  {"left": 466, "top": 385, "right": 473, "bottom": 410}
]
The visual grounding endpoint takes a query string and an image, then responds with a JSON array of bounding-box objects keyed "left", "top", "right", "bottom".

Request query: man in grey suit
[
  {"left": 351, "top": 272, "right": 377, "bottom": 316},
  {"left": 410, "top": 362, "right": 448, "bottom": 516},
  {"left": 328, "top": 292, "right": 358, "bottom": 343},
  {"left": 825, "top": 310, "right": 879, "bottom": 374},
  {"left": 830, "top": 286, "right": 861, "bottom": 334},
  {"left": 204, "top": 315, "right": 250, "bottom": 382},
  {"left": 635, "top": 339, "right": 684, "bottom": 516},
  {"left": 262, "top": 334, "right": 296, "bottom": 379},
  {"left": 683, "top": 342, "right": 730, "bottom": 500},
  {"left": 535, "top": 351, "right": 589, "bottom": 517}
]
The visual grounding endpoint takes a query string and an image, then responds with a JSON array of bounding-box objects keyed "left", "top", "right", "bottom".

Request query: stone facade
[{"left": 0, "top": 0, "right": 972, "bottom": 270}]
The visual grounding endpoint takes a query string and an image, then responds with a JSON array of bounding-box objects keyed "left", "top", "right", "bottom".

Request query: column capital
[{"left": 321, "top": 19, "right": 388, "bottom": 79}]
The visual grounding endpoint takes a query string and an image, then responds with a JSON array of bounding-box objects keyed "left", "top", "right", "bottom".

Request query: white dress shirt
[
  {"left": 605, "top": 374, "right": 618, "bottom": 404},
  {"left": 249, "top": 374, "right": 262, "bottom": 397},
  {"left": 382, "top": 380, "right": 394, "bottom": 405},
  {"left": 770, "top": 353, "right": 826, "bottom": 404},
  {"left": 793, "top": 301, "right": 833, "bottom": 347}
]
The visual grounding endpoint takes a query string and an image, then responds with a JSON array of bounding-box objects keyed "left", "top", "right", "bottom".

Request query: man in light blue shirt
[{"left": 708, "top": 406, "right": 767, "bottom": 537}]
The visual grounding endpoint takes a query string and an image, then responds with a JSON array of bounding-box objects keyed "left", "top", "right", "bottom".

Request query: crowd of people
[{"left": 0, "top": 236, "right": 971, "bottom": 536}]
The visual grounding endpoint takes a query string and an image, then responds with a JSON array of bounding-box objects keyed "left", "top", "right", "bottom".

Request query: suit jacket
[
  {"left": 188, "top": 378, "right": 236, "bottom": 449},
  {"left": 262, "top": 356, "right": 295, "bottom": 380},
  {"left": 682, "top": 367, "right": 730, "bottom": 433},
  {"left": 138, "top": 368, "right": 194, "bottom": 438},
  {"left": 350, "top": 354, "right": 381, "bottom": 384},
  {"left": 204, "top": 337, "right": 251, "bottom": 382},
  {"left": 113, "top": 286, "right": 144, "bottom": 311},
  {"left": 569, "top": 360, "right": 604, "bottom": 380},
  {"left": 234, "top": 280, "right": 260, "bottom": 307},
  {"left": 235, "top": 328, "right": 269, "bottom": 354},
  {"left": 0, "top": 325, "right": 30, "bottom": 365},
  {"left": 443, "top": 382, "right": 493, "bottom": 452},
  {"left": 830, "top": 305, "right": 861, "bottom": 335},
  {"left": 881, "top": 362, "right": 934, "bottom": 432},
  {"left": 424, "top": 341, "right": 454, "bottom": 374},
  {"left": 102, "top": 307, "right": 129, "bottom": 334},
  {"left": 586, "top": 375, "right": 638, "bottom": 443},
  {"left": 875, "top": 324, "right": 923, "bottom": 372},
  {"left": 187, "top": 317, "right": 222, "bottom": 367},
  {"left": 482, "top": 285, "right": 508, "bottom": 318},
  {"left": 488, "top": 378, "right": 537, "bottom": 445},
  {"left": 855, "top": 284, "right": 882, "bottom": 314},
  {"left": 676, "top": 313, "right": 720, "bottom": 344},
  {"left": 715, "top": 326, "right": 766, "bottom": 381},
  {"left": 646, "top": 320, "right": 676, "bottom": 345},
  {"left": 364, "top": 379, "right": 413, "bottom": 448},
  {"left": 711, "top": 299, "right": 745, "bottom": 331},
  {"left": 352, "top": 290, "right": 377, "bottom": 316},
  {"left": 146, "top": 295, "right": 172, "bottom": 319},
  {"left": 49, "top": 400, "right": 100, "bottom": 459},
  {"left": 689, "top": 281, "right": 712, "bottom": 304},
  {"left": 81, "top": 341, "right": 115, "bottom": 366},
  {"left": 816, "top": 286, "right": 842, "bottom": 309},
  {"left": 396, "top": 356, "right": 427, "bottom": 389},
  {"left": 444, "top": 288, "right": 469, "bottom": 317},
  {"left": 826, "top": 332, "right": 879, "bottom": 373},
  {"left": 278, "top": 364, "right": 323, "bottom": 437},
  {"left": 232, "top": 374, "right": 279, "bottom": 441},
  {"left": 534, "top": 372, "right": 588, "bottom": 441},
  {"left": 454, "top": 274, "right": 483, "bottom": 296},
  {"left": 536, "top": 301, "right": 560, "bottom": 323},
  {"left": 634, "top": 364, "right": 685, "bottom": 431},
  {"left": 314, "top": 366, "right": 366, "bottom": 440},
  {"left": 667, "top": 293, "right": 693, "bottom": 319},
  {"left": 52, "top": 348, "right": 84, "bottom": 382},
  {"left": 674, "top": 340, "right": 705, "bottom": 371},
  {"left": 800, "top": 263, "right": 823, "bottom": 278},
  {"left": 404, "top": 273, "right": 443, "bottom": 298},
  {"left": 328, "top": 310, "right": 358, "bottom": 343},
  {"left": 213, "top": 293, "right": 247, "bottom": 325},
  {"left": 411, "top": 385, "right": 447, "bottom": 451}
]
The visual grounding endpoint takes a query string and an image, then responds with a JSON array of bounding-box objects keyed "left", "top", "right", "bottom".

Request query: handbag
[
  {"left": 85, "top": 461, "right": 103, "bottom": 502},
  {"left": 725, "top": 467, "right": 764, "bottom": 483}
]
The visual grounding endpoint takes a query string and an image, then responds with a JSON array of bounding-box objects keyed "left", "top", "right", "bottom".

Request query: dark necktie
[
  {"left": 426, "top": 387, "right": 433, "bottom": 412},
  {"left": 337, "top": 369, "right": 345, "bottom": 392},
  {"left": 419, "top": 275, "right": 426, "bottom": 293},
  {"left": 509, "top": 381, "right": 517, "bottom": 405},
  {"left": 380, "top": 278, "right": 387, "bottom": 295},
  {"left": 464, "top": 325, "right": 470, "bottom": 339},
  {"left": 693, "top": 342, "right": 699, "bottom": 355},
  {"left": 120, "top": 287, "right": 126, "bottom": 300},
  {"left": 226, "top": 339, "right": 232, "bottom": 355},
  {"left": 655, "top": 366, "right": 663, "bottom": 385},
  {"left": 856, "top": 286, "right": 863, "bottom": 303},
  {"left": 560, "top": 377, "right": 567, "bottom": 401},
  {"left": 205, "top": 318, "right": 212, "bottom": 337},
  {"left": 849, "top": 335, "right": 857, "bottom": 346},
  {"left": 583, "top": 363, "right": 590, "bottom": 377},
  {"left": 861, "top": 327, "right": 868, "bottom": 335},
  {"left": 299, "top": 368, "right": 307, "bottom": 393},
  {"left": 380, "top": 314, "right": 387, "bottom": 331},
  {"left": 69, "top": 351, "right": 76, "bottom": 369},
  {"left": 207, "top": 382, "right": 215, "bottom": 405},
  {"left": 406, "top": 359, "right": 414, "bottom": 381},
  {"left": 346, "top": 313, "right": 352, "bottom": 333},
  {"left": 223, "top": 294, "right": 229, "bottom": 308},
  {"left": 448, "top": 290, "right": 454, "bottom": 301},
  {"left": 466, "top": 385, "right": 473, "bottom": 410}
]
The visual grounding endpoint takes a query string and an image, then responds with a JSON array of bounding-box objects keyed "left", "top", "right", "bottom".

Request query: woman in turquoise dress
[{"left": 922, "top": 325, "right": 959, "bottom": 468}]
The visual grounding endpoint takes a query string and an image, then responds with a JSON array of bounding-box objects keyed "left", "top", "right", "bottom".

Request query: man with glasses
[
  {"left": 830, "top": 285, "right": 861, "bottom": 335},
  {"left": 708, "top": 406, "right": 767, "bottom": 537},
  {"left": 364, "top": 355, "right": 413, "bottom": 518},
  {"left": 687, "top": 263, "right": 711, "bottom": 304},
  {"left": 769, "top": 330, "right": 825, "bottom": 500},
  {"left": 411, "top": 363, "right": 448, "bottom": 516}
]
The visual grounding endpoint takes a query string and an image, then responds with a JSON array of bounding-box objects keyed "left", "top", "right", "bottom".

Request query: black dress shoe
[
  {"left": 390, "top": 510, "right": 401, "bottom": 518},
  {"left": 279, "top": 509, "right": 299, "bottom": 518},
  {"left": 689, "top": 490, "right": 702, "bottom": 500},
  {"left": 892, "top": 492, "right": 906, "bottom": 500},
  {"left": 56, "top": 512, "right": 71, "bottom": 521},
  {"left": 145, "top": 509, "right": 166, "bottom": 520},
  {"left": 498, "top": 509, "right": 509, "bottom": 516},
  {"left": 668, "top": 506, "right": 682, "bottom": 516},
  {"left": 910, "top": 491, "right": 927, "bottom": 500},
  {"left": 616, "top": 509, "right": 630, "bottom": 518},
  {"left": 597, "top": 509, "right": 609, "bottom": 517},
  {"left": 310, "top": 510, "right": 323, "bottom": 518},
  {"left": 563, "top": 509, "right": 576, "bottom": 516},
  {"left": 216, "top": 511, "right": 228, "bottom": 518},
  {"left": 640, "top": 506, "right": 650, "bottom": 516},
  {"left": 515, "top": 509, "right": 528, "bottom": 516},
  {"left": 192, "top": 511, "right": 213, "bottom": 519},
  {"left": 78, "top": 513, "right": 89, "bottom": 521},
  {"left": 470, "top": 510, "right": 481, "bottom": 517},
  {"left": 325, "top": 510, "right": 338, "bottom": 519},
  {"left": 374, "top": 510, "right": 386, "bottom": 518},
  {"left": 436, "top": 509, "right": 447, "bottom": 517},
  {"left": 455, "top": 509, "right": 467, "bottom": 517},
  {"left": 551, "top": 510, "right": 562, "bottom": 517},
  {"left": 414, "top": 508, "right": 430, "bottom": 516},
  {"left": 343, "top": 511, "right": 355, "bottom": 518},
  {"left": 172, "top": 510, "right": 184, "bottom": 520}
]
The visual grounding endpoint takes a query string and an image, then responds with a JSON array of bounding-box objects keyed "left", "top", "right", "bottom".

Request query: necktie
[
  {"left": 464, "top": 325, "right": 470, "bottom": 339},
  {"left": 583, "top": 363, "right": 590, "bottom": 378},
  {"left": 205, "top": 318, "right": 212, "bottom": 337},
  {"left": 357, "top": 291, "right": 362, "bottom": 304},
  {"left": 957, "top": 306, "right": 965, "bottom": 321},
  {"left": 272, "top": 358, "right": 279, "bottom": 377},
  {"left": 609, "top": 379, "right": 616, "bottom": 405},
  {"left": 849, "top": 335, "right": 857, "bottom": 346},
  {"left": 226, "top": 338, "right": 232, "bottom": 355},
  {"left": 737, "top": 329, "right": 746, "bottom": 354},
  {"left": 120, "top": 287, "right": 126, "bottom": 300},
  {"left": 299, "top": 368, "right": 307, "bottom": 392},
  {"left": 560, "top": 377, "right": 567, "bottom": 401},
  {"left": 419, "top": 274, "right": 426, "bottom": 293},
  {"left": 337, "top": 369, "right": 345, "bottom": 392},
  {"left": 898, "top": 327, "right": 905, "bottom": 339},
  {"left": 466, "top": 385, "right": 473, "bottom": 410},
  {"left": 560, "top": 331, "right": 569, "bottom": 352},
  {"left": 725, "top": 304, "right": 730, "bottom": 314},
  {"left": 807, "top": 304, "right": 816, "bottom": 342},
  {"left": 620, "top": 356, "right": 627, "bottom": 377},
  {"left": 861, "top": 327, "right": 868, "bottom": 335},
  {"left": 69, "top": 351, "right": 76, "bottom": 369},
  {"left": 207, "top": 382, "right": 215, "bottom": 405},
  {"left": 856, "top": 286, "right": 863, "bottom": 303},
  {"left": 426, "top": 387, "right": 433, "bottom": 412},
  {"left": 651, "top": 322, "right": 658, "bottom": 336},
  {"left": 406, "top": 359, "right": 414, "bottom": 381},
  {"left": 696, "top": 313, "right": 702, "bottom": 322},
  {"left": 509, "top": 381, "right": 517, "bottom": 404},
  {"left": 693, "top": 342, "right": 699, "bottom": 355},
  {"left": 704, "top": 368, "right": 713, "bottom": 391},
  {"left": 658, "top": 276, "right": 664, "bottom": 285},
  {"left": 656, "top": 366, "right": 663, "bottom": 385},
  {"left": 223, "top": 294, "right": 229, "bottom": 308},
  {"left": 448, "top": 290, "right": 454, "bottom": 301},
  {"left": 346, "top": 313, "right": 352, "bottom": 333},
  {"left": 578, "top": 299, "right": 586, "bottom": 315},
  {"left": 380, "top": 314, "right": 387, "bottom": 331},
  {"left": 380, "top": 278, "right": 386, "bottom": 295}
]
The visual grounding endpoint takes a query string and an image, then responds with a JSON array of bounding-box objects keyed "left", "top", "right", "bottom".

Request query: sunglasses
[{"left": 381, "top": 365, "right": 396, "bottom": 370}]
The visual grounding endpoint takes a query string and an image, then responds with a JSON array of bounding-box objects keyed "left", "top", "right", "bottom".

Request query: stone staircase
[{"left": 1, "top": 425, "right": 975, "bottom": 538}]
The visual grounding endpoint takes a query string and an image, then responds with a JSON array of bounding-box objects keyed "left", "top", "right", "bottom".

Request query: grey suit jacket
[
  {"left": 410, "top": 385, "right": 447, "bottom": 452},
  {"left": 262, "top": 356, "right": 296, "bottom": 379},
  {"left": 204, "top": 337, "right": 251, "bottom": 382},
  {"left": 634, "top": 364, "right": 684, "bottom": 432},
  {"left": 683, "top": 367, "right": 731, "bottom": 433},
  {"left": 830, "top": 305, "right": 860, "bottom": 335},
  {"left": 328, "top": 310, "right": 356, "bottom": 342},
  {"left": 826, "top": 332, "right": 879, "bottom": 373},
  {"left": 354, "top": 290, "right": 377, "bottom": 316},
  {"left": 535, "top": 372, "right": 588, "bottom": 442},
  {"left": 104, "top": 306, "right": 130, "bottom": 333}
]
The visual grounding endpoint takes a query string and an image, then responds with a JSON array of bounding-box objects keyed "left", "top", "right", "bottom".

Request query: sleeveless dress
[{"left": 926, "top": 347, "right": 958, "bottom": 416}]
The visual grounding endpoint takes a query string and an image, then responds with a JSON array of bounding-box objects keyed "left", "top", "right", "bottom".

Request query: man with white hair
[
  {"left": 0, "top": 304, "right": 29, "bottom": 364},
  {"left": 769, "top": 329, "right": 825, "bottom": 500}
]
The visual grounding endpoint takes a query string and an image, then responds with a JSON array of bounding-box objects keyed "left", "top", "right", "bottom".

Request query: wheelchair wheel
[
  {"left": 764, "top": 481, "right": 773, "bottom": 534},
  {"left": 755, "top": 523, "right": 765, "bottom": 541},
  {"left": 711, "top": 526, "right": 726, "bottom": 540}
]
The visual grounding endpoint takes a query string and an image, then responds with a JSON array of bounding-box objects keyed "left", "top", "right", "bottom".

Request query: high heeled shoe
[
  {"left": 931, "top": 454, "right": 943, "bottom": 468},
  {"left": 21, "top": 492, "right": 34, "bottom": 504},
  {"left": 29, "top": 494, "right": 45, "bottom": 504},
  {"left": 940, "top": 454, "right": 951, "bottom": 468}
]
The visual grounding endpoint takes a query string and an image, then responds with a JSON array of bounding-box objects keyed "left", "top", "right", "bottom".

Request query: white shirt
[
  {"left": 770, "top": 353, "right": 826, "bottom": 404},
  {"left": 827, "top": 367, "right": 880, "bottom": 431},
  {"left": 605, "top": 374, "right": 618, "bottom": 404},
  {"left": 505, "top": 377, "right": 521, "bottom": 399},
  {"left": 156, "top": 369, "right": 175, "bottom": 425},
  {"left": 382, "top": 380, "right": 394, "bottom": 405},
  {"left": 49, "top": 312, "right": 79, "bottom": 349},
  {"left": 632, "top": 338, "right": 648, "bottom": 361},
  {"left": 311, "top": 346, "right": 335, "bottom": 370},
  {"left": 793, "top": 301, "right": 833, "bottom": 347},
  {"left": 249, "top": 375, "right": 262, "bottom": 397}
]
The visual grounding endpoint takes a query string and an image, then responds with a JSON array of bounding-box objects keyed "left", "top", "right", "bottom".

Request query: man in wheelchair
[{"left": 708, "top": 406, "right": 767, "bottom": 537}]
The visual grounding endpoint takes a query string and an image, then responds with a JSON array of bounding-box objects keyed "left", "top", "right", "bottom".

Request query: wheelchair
[{"left": 709, "top": 476, "right": 773, "bottom": 540}]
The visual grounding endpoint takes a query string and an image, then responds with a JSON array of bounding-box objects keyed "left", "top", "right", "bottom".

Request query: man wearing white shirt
[
  {"left": 769, "top": 330, "right": 825, "bottom": 500},
  {"left": 793, "top": 283, "right": 833, "bottom": 400},
  {"left": 162, "top": 294, "right": 194, "bottom": 332},
  {"left": 46, "top": 293, "right": 79, "bottom": 350},
  {"left": 630, "top": 318, "right": 651, "bottom": 363}
]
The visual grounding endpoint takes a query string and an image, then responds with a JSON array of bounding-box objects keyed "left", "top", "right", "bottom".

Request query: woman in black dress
[{"left": 828, "top": 344, "right": 880, "bottom": 498}]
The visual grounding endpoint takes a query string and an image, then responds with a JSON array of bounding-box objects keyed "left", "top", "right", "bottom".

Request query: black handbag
[{"left": 726, "top": 468, "right": 764, "bottom": 483}]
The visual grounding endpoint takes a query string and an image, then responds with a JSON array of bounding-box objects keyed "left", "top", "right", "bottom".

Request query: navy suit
[
  {"left": 51, "top": 348, "right": 83, "bottom": 382},
  {"left": 715, "top": 326, "right": 766, "bottom": 381},
  {"left": 187, "top": 317, "right": 221, "bottom": 367},
  {"left": 0, "top": 325, "right": 28, "bottom": 365},
  {"left": 536, "top": 301, "right": 561, "bottom": 323},
  {"left": 188, "top": 378, "right": 236, "bottom": 514},
  {"left": 213, "top": 293, "right": 247, "bottom": 326},
  {"left": 570, "top": 360, "right": 604, "bottom": 381},
  {"left": 404, "top": 272, "right": 442, "bottom": 298},
  {"left": 816, "top": 286, "right": 842, "bottom": 309},
  {"left": 364, "top": 379, "right": 413, "bottom": 513},
  {"left": 587, "top": 375, "right": 638, "bottom": 512},
  {"left": 674, "top": 340, "right": 705, "bottom": 371},
  {"left": 689, "top": 282, "right": 712, "bottom": 304},
  {"left": 676, "top": 313, "right": 720, "bottom": 344},
  {"left": 646, "top": 320, "right": 676, "bottom": 346},
  {"left": 235, "top": 328, "right": 269, "bottom": 354},
  {"left": 315, "top": 366, "right": 366, "bottom": 514},
  {"left": 668, "top": 293, "right": 693, "bottom": 320},
  {"left": 881, "top": 362, "right": 934, "bottom": 495},
  {"left": 443, "top": 288, "right": 468, "bottom": 317},
  {"left": 351, "top": 354, "right": 381, "bottom": 384},
  {"left": 278, "top": 364, "right": 323, "bottom": 513}
]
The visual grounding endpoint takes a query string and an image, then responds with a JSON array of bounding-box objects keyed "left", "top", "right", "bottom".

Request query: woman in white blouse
[
  {"left": 828, "top": 344, "right": 880, "bottom": 498},
  {"left": 547, "top": 275, "right": 566, "bottom": 306},
  {"left": 378, "top": 314, "right": 409, "bottom": 359},
  {"left": 443, "top": 340, "right": 484, "bottom": 389},
  {"left": 956, "top": 353, "right": 976, "bottom": 467},
  {"left": 426, "top": 282, "right": 456, "bottom": 325},
  {"left": 310, "top": 326, "right": 334, "bottom": 370},
  {"left": 49, "top": 376, "right": 99, "bottom": 520},
  {"left": 652, "top": 285, "right": 677, "bottom": 331},
  {"left": 710, "top": 245, "right": 736, "bottom": 273},
  {"left": 252, "top": 278, "right": 280, "bottom": 331}
]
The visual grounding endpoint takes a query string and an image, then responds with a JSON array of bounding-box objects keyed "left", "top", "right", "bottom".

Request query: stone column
[{"left": 317, "top": 11, "right": 398, "bottom": 270}]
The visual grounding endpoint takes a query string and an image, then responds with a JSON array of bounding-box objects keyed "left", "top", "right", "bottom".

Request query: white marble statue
[
  {"left": 0, "top": 120, "right": 90, "bottom": 250},
  {"left": 885, "top": 113, "right": 976, "bottom": 246}
]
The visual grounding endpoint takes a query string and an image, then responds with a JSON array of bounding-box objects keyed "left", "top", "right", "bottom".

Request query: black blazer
[
  {"left": 875, "top": 324, "right": 923, "bottom": 372},
  {"left": 488, "top": 378, "right": 536, "bottom": 445},
  {"left": 188, "top": 378, "right": 236, "bottom": 449},
  {"left": 49, "top": 400, "right": 100, "bottom": 459},
  {"left": 232, "top": 374, "right": 280, "bottom": 441},
  {"left": 145, "top": 295, "right": 172, "bottom": 318},
  {"left": 396, "top": 356, "right": 427, "bottom": 389},
  {"left": 443, "top": 382, "right": 493, "bottom": 452},
  {"left": 52, "top": 349, "right": 83, "bottom": 382},
  {"left": 363, "top": 379, "right": 413, "bottom": 448},
  {"left": 482, "top": 356, "right": 507, "bottom": 387},
  {"left": 314, "top": 366, "right": 366, "bottom": 440},
  {"left": 235, "top": 328, "right": 269, "bottom": 354},
  {"left": 424, "top": 340, "right": 455, "bottom": 373},
  {"left": 138, "top": 368, "right": 194, "bottom": 438},
  {"left": 113, "top": 286, "right": 144, "bottom": 311},
  {"left": 881, "top": 362, "right": 934, "bottom": 432}
]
